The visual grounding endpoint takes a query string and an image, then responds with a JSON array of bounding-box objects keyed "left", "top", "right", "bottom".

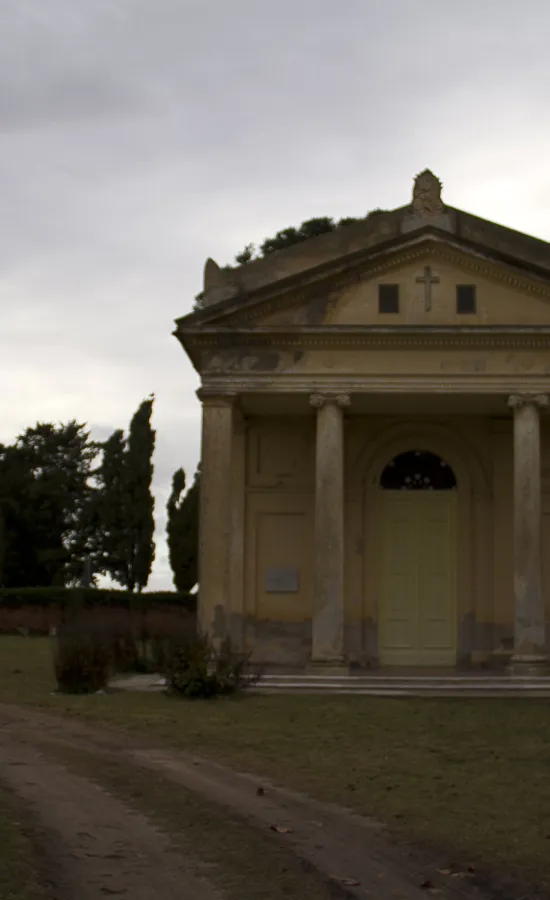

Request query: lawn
[{"left": 2, "top": 636, "right": 550, "bottom": 891}]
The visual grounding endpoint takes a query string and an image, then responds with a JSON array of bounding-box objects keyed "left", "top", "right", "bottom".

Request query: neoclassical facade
[{"left": 175, "top": 171, "right": 550, "bottom": 673}]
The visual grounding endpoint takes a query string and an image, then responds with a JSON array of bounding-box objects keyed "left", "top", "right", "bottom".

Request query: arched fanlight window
[{"left": 380, "top": 450, "right": 456, "bottom": 491}]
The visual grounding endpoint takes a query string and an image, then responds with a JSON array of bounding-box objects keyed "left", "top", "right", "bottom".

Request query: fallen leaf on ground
[
  {"left": 330, "top": 876, "right": 360, "bottom": 887},
  {"left": 420, "top": 880, "right": 435, "bottom": 890},
  {"left": 256, "top": 786, "right": 265, "bottom": 796},
  {"left": 269, "top": 825, "right": 293, "bottom": 834}
]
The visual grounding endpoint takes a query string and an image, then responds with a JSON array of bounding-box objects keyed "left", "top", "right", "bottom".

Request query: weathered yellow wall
[
  {"left": 201, "top": 343, "right": 550, "bottom": 380},
  {"left": 261, "top": 256, "right": 550, "bottom": 327},
  {"left": 241, "top": 413, "right": 550, "bottom": 667},
  {"left": 333, "top": 259, "right": 550, "bottom": 327},
  {"left": 243, "top": 417, "right": 314, "bottom": 664},
  {"left": 287, "top": 348, "right": 550, "bottom": 378}
]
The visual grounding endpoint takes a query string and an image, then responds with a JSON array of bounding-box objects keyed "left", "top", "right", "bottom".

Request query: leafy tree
[
  {"left": 260, "top": 226, "right": 304, "bottom": 256},
  {"left": 238, "top": 212, "right": 370, "bottom": 265},
  {"left": 0, "top": 423, "right": 99, "bottom": 587},
  {"left": 94, "top": 397, "right": 156, "bottom": 592},
  {"left": 166, "top": 466, "right": 199, "bottom": 592},
  {"left": 0, "top": 443, "right": 33, "bottom": 587},
  {"left": 234, "top": 243, "right": 255, "bottom": 265},
  {"left": 297, "top": 216, "right": 335, "bottom": 240},
  {"left": 337, "top": 216, "right": 363, "bottom": 228}
]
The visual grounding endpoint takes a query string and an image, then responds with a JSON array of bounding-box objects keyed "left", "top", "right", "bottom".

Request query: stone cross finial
[{"left": 412, "top": 169, "right": 443, "bottom": 216}]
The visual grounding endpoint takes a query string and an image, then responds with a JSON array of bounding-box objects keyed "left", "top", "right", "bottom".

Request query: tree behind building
[
  {"left": 166, "top": 465, "right": 199, "bottom": 592},
  {"left": 94, "top": 396, "right": 156, "bottom": 591}
]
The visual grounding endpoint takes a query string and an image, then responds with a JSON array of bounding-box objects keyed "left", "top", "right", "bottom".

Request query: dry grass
[{"left": 2, "top": 636, "right": 550, "bottom": 891}]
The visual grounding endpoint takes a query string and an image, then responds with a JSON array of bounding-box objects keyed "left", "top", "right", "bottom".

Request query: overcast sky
[{"left": 2, "top": 0, "right": 550, "bottom": 589}]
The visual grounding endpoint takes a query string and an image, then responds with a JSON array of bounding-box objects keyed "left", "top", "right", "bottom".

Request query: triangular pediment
[
  {"left": 177, "top": 168, "right": 550, "bottom": 341},
  {"left": 179, "top": 234, "right": 550, "bottom": 334},
  {"left": 175, "top": 172, "right": 550, "bottom": 381}
]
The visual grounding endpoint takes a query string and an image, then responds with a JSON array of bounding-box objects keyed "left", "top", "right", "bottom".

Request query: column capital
[
  {"left": 309, "top": 393, "right": 351, "bottom": 410},
  {"left": 196, "top": 388, "right": 238, "bottom": 408},
  {"left": 508, "top": 393, "right": 549, "bottom": 411}
]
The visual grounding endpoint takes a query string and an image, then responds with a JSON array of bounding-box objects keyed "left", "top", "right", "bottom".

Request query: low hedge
[{"left": 0, "top": 587, "right": 196, "bottom": 612}]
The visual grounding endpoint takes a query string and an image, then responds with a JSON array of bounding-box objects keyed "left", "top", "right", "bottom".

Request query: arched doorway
[{"left": 379, "top": 450, "right": 457, "bottom": 666}]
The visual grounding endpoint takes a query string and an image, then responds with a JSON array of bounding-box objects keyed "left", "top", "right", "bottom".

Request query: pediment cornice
[
  {"left": 196, "top": 238, "right": 550, "bottom": 331},
  {"left": 188, "top": 325, "right": 550, "bottom": 353}
]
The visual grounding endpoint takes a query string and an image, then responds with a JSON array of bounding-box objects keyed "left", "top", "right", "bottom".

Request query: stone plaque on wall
[{"left": 265, "top": 567, "right": 299, "bottom": 593}]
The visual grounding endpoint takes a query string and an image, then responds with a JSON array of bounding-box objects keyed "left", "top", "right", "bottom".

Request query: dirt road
[{"left": 0, "top": 705, "right": 522, "bottom": 900}]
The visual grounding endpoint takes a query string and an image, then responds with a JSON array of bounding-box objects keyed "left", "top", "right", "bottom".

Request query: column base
[
  {"left": 308, "top": 659, "right": 350, "bottom": 676},
  {"left": 508, "top": 654, "right": 550, "bottom": 677}
]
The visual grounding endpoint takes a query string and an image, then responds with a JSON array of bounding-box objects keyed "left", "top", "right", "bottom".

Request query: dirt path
[
  {"left": 1, "top": 735, "right": 222, "bottom": 900},
  {"left": 0, "top": 704, "right": 516, "bottom": 900}
]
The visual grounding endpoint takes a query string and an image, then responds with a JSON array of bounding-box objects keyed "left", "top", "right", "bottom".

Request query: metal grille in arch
[{"left": 380, "top": 451, "right": 457, "bottom": 491}]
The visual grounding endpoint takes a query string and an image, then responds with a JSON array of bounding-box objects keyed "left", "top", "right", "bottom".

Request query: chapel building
[{"left": 175, "top": 171, "right": 550, "bottom": 674}]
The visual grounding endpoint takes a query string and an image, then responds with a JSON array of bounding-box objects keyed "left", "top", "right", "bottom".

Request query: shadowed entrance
[{"left": 379, "top": 451, "right": 457, "bottom": 667}]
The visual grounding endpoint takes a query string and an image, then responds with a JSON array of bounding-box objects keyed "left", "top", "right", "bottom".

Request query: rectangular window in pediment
[
  {"left": 378, "top": 284, "right": 399, "bottom": 314},
  {"left": 456, "top": 284, "right": 476, "bottom": 315}
]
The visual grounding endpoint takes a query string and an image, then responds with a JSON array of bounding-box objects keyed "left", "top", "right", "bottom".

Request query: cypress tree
[
  {"left": 166, "top": 465, "right": 199, "bottom": 592},
  {"left": 94, "top": 429, "right": 127, "bottom": 586},
  {"left": 125, "top": 395, "right": 156, "bottom": 592},
  {"left": 95, "top": 396, "right": 156, "bottom": 591}
]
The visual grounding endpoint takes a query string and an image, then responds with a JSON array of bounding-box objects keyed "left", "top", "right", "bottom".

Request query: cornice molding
[
  {"left": 189, "top": 329, "right": 550, "bottom": 352},
  {"left": 200, "top": 374, "right": 550, "bottom": 395}
]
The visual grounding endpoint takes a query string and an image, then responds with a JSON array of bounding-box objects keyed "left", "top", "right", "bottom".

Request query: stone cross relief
[{"left": 415, "top": 265, "right": 440, "bottom": 312}]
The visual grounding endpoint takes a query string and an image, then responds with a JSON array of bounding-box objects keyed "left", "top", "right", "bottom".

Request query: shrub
[
  {"left": 0, "top": 587, "right": 196, "bottom": 612},
  {"left": 53, "top": 623, "right": 112, "bottom": 694},
  {"left": 159, "top": 634, "right": 260, "bottom": 699},
  {"left": 215, "top": 637, "right": 257, "bottom": 694}
]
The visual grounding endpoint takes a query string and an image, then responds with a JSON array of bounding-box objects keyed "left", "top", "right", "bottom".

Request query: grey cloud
[{"left": 2, "top": 0, "right": 550, "bottom": 587}]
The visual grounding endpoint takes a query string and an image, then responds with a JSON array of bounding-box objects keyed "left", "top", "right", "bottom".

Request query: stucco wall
[
  {"left": 240, "top": 413, "right": 550, "bottom": 668},
  {"left": 243, "top": 417, "right": 315, "bottom": 664}
]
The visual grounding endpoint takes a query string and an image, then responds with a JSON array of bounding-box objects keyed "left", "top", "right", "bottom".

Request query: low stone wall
[{"left": 0, "top": 603, "right": 196, "bottom": 637}]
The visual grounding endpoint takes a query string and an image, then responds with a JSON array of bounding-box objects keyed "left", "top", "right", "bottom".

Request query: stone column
[
  {"left": 229, "top": 408, "right": 246, "bottom": 651},
  {"left": 196, "top": 390, "right": 235, "bottom": 645},
  {"left": 309, "top": 393, "right": 350, "bottom": 668},
  {"left": 508, "top": 393, "right": 549, "bottom": 675}
]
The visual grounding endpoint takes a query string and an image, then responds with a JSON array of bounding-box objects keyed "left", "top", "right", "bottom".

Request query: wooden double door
[{"left": 379, "top": 491, "right": 457, "bottom": 666}]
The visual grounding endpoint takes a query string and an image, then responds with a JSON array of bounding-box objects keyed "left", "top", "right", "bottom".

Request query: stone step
[
  {"left": 249, "top": 674, "right": 550, "bottom": 695},
  {"left": 111, "top": 673, "right": 550, "bottom": 697},
  {"left": 253, "top": 690, "right": 550, "bottom": 697},
  {"left": 249, "top": 684, "right": 550, "bottom": 689},
  {"left": 253, "top": 674, "right": 537, "bottom": 683}
]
